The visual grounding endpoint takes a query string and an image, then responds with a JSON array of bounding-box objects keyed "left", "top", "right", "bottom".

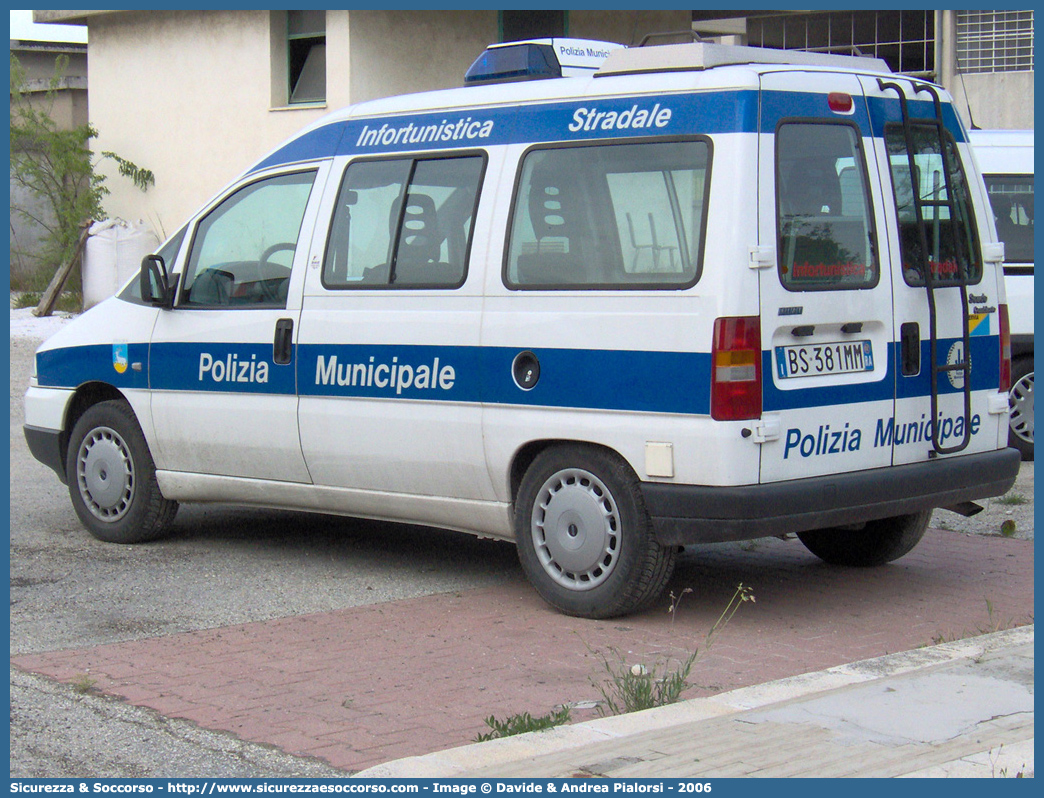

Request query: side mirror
[{"left": 140, "top": 254, "right": 175, "bottom": 308}]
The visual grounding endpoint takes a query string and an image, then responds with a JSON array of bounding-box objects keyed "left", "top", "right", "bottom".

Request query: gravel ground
[{"left": 931, "top": 459, "right": 1034, "bottom": 540}]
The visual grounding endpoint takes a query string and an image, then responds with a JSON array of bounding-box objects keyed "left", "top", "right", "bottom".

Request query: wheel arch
[
  {"left": 508, "top": 438, "right": 637, "bottom": 506},
  {"left": 60, "top": 382, "right": 132, "bottom": 479}
]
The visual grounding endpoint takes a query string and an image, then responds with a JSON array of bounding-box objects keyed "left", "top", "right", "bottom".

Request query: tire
[
  {"left": 797, "top": 510, "right": 931, "bottom": 567},
  {"left": 515, "top": 445, "right": 676, "bottom": 619},
  {"left": 1007, "top": 357, "right": 1033, "bottom": 461},
  {"left": 66, "top": 400, "right": 178, "bottom": 544}
]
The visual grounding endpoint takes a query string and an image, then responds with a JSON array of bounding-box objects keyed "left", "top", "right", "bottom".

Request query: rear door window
[
  {"left": 884, "top": 124, "right": 982, "bottom": 286},
  {"left": 776, "top": 122, "right": 879, "bottom": 291}
]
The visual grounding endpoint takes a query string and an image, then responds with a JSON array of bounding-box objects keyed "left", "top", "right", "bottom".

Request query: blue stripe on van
[
  {"left": 149, "top": 342, "right": 298, "bottom": 395},
  {"left": 251, "top": 90, "right": 760, "bottom": 172},
  {"left": 251, "top": 89, "right": 966, "bottom": 173},
  {"left": 39, "top": 336, "right": 998, "bottom": 417},
  {"left": 36, "top": 344, "right": 151, "bottom": 392},
  {"left": 299, "top": 344, "right": 714, "bottom": 415}
]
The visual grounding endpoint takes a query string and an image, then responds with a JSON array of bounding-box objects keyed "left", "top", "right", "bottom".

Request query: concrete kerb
[{"left": 357, "top": 625, "right": 1034, "bottom": 778}]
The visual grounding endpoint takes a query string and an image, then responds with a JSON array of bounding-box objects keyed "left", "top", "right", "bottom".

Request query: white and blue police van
[
  {"left": 970, "top": 129, "right": 1033, "bottom": 460},
  {"left": 24, "top": 39, "right": 1021, "bottom": 618}
]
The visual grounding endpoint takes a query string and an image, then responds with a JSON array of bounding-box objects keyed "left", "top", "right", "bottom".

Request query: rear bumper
[{"left": 643, "top": 448, "right": 1021, "bottom": 545}]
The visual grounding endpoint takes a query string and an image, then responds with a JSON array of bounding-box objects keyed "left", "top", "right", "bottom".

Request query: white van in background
[{"left": 971, "top": 129, "right": 1034, "bottom": 459}]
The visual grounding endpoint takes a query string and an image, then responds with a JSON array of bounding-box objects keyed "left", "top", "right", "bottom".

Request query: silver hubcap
[
  {"left": 531, "top": 468, "right": 620, "bottom": 591},
  {"left": 1009, "top": 371, "right": 1034, "bottom": 444},
  {"left": 76, "top": 426, "right": 135, "bottom": 522}
]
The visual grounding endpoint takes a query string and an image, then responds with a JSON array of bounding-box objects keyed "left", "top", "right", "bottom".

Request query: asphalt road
[{"left": 9, "top": 329, "right": 1033, "bottom": 777}]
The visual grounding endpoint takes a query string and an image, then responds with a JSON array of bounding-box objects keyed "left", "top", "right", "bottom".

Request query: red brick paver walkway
[{"left": 12, "top": 530, "right": 1034, "bottom": 773}]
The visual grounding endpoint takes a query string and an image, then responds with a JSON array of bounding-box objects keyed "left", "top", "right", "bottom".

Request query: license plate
[{"left": 775, "top": 340, "right": 874, "bottom": 379}]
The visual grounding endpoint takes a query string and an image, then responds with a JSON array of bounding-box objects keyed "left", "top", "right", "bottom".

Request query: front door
[{"left": 149, "top": 166, "right": 327, "bottom": 483}]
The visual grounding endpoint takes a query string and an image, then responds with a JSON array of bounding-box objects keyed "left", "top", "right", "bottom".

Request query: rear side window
[
  {"left": 322, "top": 154, "right": 484, "bottom": 289},
  {"left": 776, "top": 122, "right": 879, "bottom": 291},
  {"left": 983, "top": 174, "right": 1033, "bottom": 265},
  {"left": 505, "top": 139, "right": 710, "bottom": 289},
  {"left": 885, "top": 124, "right": 982, "bottom": 286}
]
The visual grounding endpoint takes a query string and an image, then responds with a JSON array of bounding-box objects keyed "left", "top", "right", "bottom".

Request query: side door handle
[
  {"left": 900, "top": 322, "right": 920, "bottom": 376},
  {"left": 274, "top": 318, "right": 293, "bottom": 365}
]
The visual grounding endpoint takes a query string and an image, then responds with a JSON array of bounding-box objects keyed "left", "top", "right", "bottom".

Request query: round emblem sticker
[{"left": 946, "top": 341, "right": 970, "bottom": 389}]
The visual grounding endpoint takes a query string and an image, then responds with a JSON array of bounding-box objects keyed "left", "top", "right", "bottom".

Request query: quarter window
[
  {"left": 505, "top": 140, "right": 710, "bottom": 289},
  {"left": 181, "top": 171, "right": 316, "bottom": 308},
  {"left": 885, "top": 125, "right": 982, "bottom": 286},
  {"left": 776, "top": 122, "right": 878, "bottom": 290},
  {"left": 322, "top": 155, "right": 484, "bottom": 289}
]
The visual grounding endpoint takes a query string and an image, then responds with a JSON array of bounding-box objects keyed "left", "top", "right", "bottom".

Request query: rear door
[
  {"left": 860, "top": 75, "right": 1007, "bottom": 465},
  {"left": 758, "top": 71, "right": 895, "bottom": 482}
]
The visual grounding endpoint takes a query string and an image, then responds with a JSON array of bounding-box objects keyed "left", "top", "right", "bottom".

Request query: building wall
[
  {"left": 88, "top": 10, "right": 315, "bottom": 237},
  {"left": 88, "top": 10, "right": 502, "bottom": 237},
  {"left": 84, "top": 9, "right": 693, "bottom": 237},
  {"left": 950, "top": 72, "right": 1035, "bottom": 131},
  {"left": 347, "top": 11, "right": 497, "bottom": 103}
]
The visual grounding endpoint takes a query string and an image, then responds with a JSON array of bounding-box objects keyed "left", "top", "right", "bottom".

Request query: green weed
[
  {"left": 70, "top": 673, "right": 97, "bottom": 694},
  {"left": 592, "top": 583, "right": 755, "bottom": 716},
  {"left": 473, "top": 706, "right": 572, "bottom": 742},
  {"left": 996, "top": 493, "right": 1028, "bottom": 506}
]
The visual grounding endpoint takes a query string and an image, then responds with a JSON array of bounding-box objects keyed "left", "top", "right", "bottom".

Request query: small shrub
[
  {"left": 13, "top": 291, "right": 81, "bottom": 313},
  {"left": 70, "top": 674, "right": 97, "bottom": 694},
  {"left": 592, "top": 583, "right": 755, "bottom": 716},
  {"left": 474, "top": 706, "right": 572, "bottom": 742},
  {"left": 996, "top": 493, "right": 1028, "bottom": 506}
]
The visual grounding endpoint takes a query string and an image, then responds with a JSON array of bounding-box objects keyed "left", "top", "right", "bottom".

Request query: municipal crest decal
[{"left": 113, "top": 343, "right": 129, "bottom": 374}]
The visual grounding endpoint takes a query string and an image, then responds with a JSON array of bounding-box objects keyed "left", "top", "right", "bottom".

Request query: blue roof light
[
  {"left": 464, "top": 39, "right": 624, "bottom": 86},
  {"left": 464, "top": 42, "right": 560, "bottom": 86}
]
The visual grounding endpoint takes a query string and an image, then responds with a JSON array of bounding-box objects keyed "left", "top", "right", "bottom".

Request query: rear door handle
[
  {"left": 900, "top": 322, "right": 920, "bottom": 376},
  {"left": 274, "top": 318, "right": 293, "bottom": 365}
]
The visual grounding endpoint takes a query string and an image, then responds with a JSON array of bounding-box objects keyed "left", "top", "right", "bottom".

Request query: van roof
[
  {"left": 329, "top": 48, "right": 893, "bottom": 126},
  {"left": 596, "top": 41, "right": 892, "bottom": 77}
]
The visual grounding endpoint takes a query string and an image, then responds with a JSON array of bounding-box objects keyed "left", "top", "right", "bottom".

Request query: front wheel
[
  {"left": 515, "top": 445, "right": 676, "bottom": 619},
  {"left": 66, "top": 400, "right": 179, "bottom": 543},
  {"left": 797, "top": 510, "right": 931, "bottom": 567},
  {"left": 1007, "top": 357, "right": 1033, "bottom": 461}
]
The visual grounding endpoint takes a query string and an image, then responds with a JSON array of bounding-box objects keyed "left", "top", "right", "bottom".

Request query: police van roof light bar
[{"left": 464, "top": 38, "right": 623, "bottom": 86}]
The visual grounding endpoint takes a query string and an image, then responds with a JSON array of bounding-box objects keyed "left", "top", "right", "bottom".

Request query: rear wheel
[
  {"left": 66, "top": 400, "right": 178, "bottom": 543},
  {"left": 515, "top": 445, "right": 676, "bottom": 619},
  {"left": 797, "top": 510, "right": 931, "bottom": 567},
  {"left": 1007, "top": 357, "right": 1033, "bottom": 461}
]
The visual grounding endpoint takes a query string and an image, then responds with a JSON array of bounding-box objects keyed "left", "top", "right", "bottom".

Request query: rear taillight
[
  {"left": 999, "top": 303, "right": 1011, "bottom": 393},
  {"left": 711, "top": 316, "right": 762, "bottom": 421}
]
